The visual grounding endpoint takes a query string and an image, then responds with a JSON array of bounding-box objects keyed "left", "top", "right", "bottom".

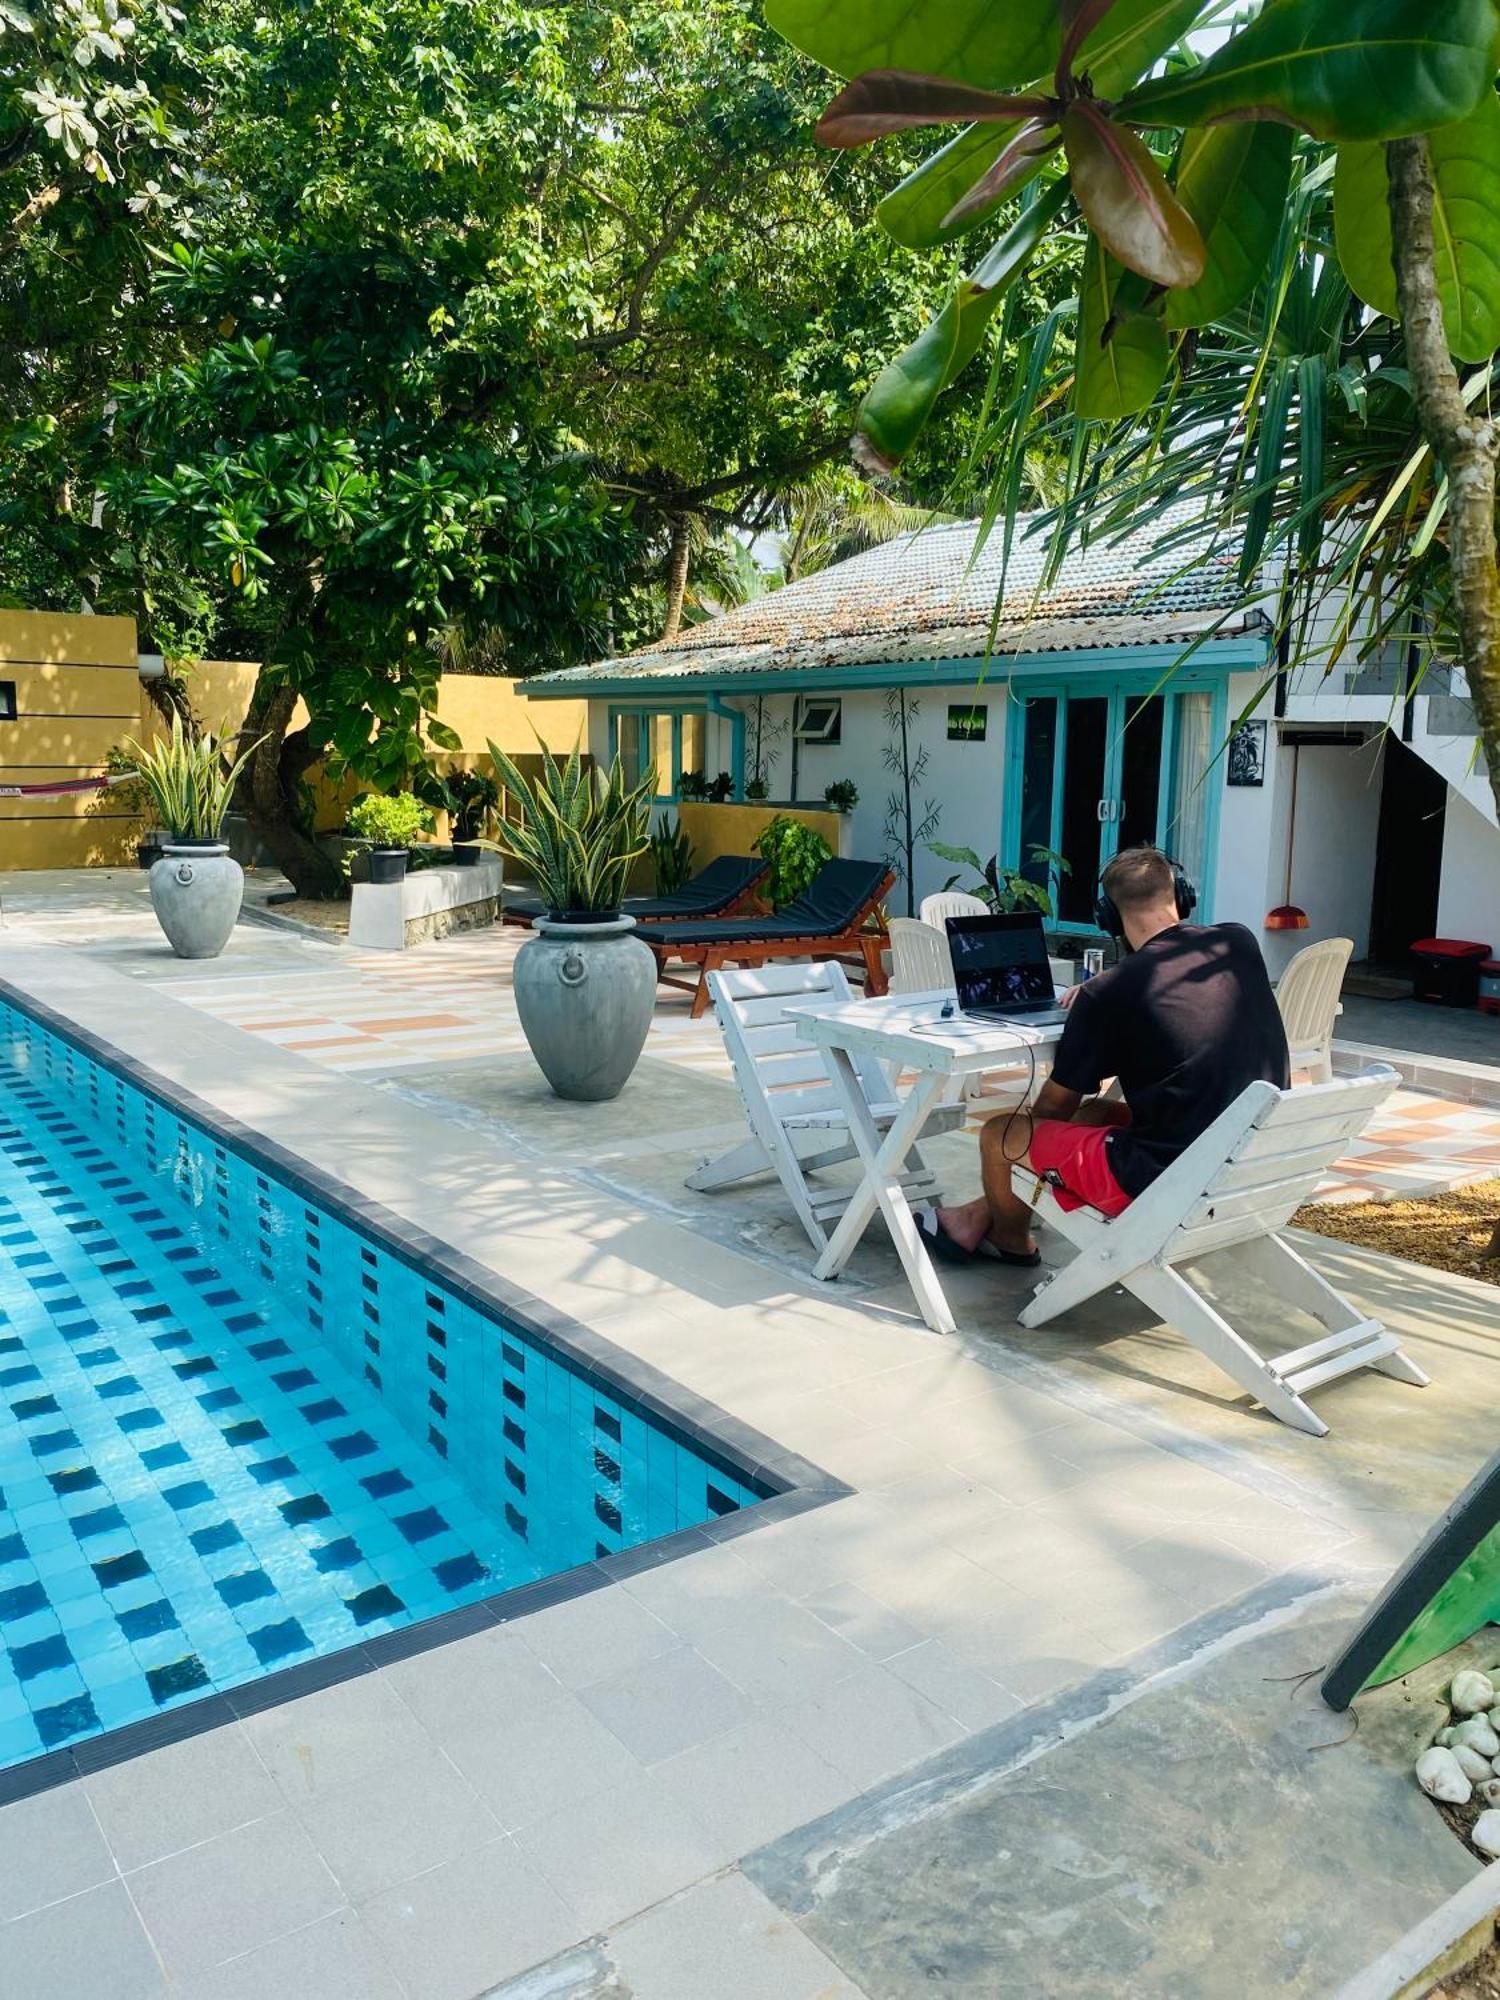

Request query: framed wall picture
[{"left": 1227, "top": 718, "right": 1266, "bottom": 787}]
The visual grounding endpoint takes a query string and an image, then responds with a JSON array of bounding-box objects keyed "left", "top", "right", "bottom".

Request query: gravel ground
[{"left": 1294, "top": 1180, "right": 1500, "bottom": 1288}]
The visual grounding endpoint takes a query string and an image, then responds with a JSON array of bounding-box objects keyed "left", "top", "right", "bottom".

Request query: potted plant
[
  {"left": 823, "top": 778, "right": 859, "bottom": 815},
  {"left": 482, "top": 736, "right": 657, "bottom": 1101},
  {"left": 677, "top": 769, "right": 709, "bottom": 801},
  {"left": 443, "top": 769, "right": 497, "bottom": 865},
  {"left": 122, "top": 716, "right": 261, "bottom": 958},
  {"left": 347, "top": 792, "right": 432, "bottom": 884},
  {"left": 649, "top": 813, "right": 693, "bottom": 895},
  {"left": 744, "top": 774, "right": 770, "bottom": 802},
  {"left": 926, "top": 841, "right": 1069, "bottom": 916}
]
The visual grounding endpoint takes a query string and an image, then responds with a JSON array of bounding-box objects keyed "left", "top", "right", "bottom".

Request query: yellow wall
[
  {"left": 676, "top": 800, "right": 848, "bottom": 869},
  {"left": 1, "top": 637, "right": 596, "bottom": 869},
  {"left": 0, "top": 612, "right": 142, "bottom": 868}
]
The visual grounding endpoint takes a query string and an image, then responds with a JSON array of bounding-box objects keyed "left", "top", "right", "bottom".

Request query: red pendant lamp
[{"left": 1266, "top": 739, "right": 1309, "bottom": 931}]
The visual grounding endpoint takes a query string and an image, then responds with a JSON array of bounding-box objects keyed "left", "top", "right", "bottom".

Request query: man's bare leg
[{"left": 935, "top": 1095, "right": 1128, "bottom": 1256}]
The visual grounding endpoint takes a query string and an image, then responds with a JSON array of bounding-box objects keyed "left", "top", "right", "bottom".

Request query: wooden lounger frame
[{"left": 646, "top": 870, "right": 894, "bottom": 1018}]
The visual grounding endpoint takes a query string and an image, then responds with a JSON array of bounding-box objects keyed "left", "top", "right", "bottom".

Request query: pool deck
[{"left": 0, "top": 875, "right": 1498, "bottom": 1998}]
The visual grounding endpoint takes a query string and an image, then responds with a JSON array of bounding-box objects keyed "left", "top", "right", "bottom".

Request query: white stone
[
  {"left": 1473, "top": 1810, "right": 1500, "bottom": 1859},
  {"left": 1451, "top": 1744, "right": 1493, "bottom": 1784},
  {"left": 1476, "top": 1779, "right": 1500, "bottom": 1810},
  {"left": 1450, "top": 1670, "right": 1495, "bottom": 1716},
  {"left": 1417, "top": 1746, "right": 1473, "bottom": 1804},
  {"left": 1436, "top": 1726, "right": 1458, "bottom": 1747},
  {"left": 1451, "top": 1718, "right": 1500, "bottom": 1758}
]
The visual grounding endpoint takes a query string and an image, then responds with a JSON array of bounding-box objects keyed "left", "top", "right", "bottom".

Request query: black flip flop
[
  {"left": 976, "top": 1238, "right": 1042, "bottom": 1269},
  {"left": 916, "top": 1213, "right": 976, "bottom": 1265}
]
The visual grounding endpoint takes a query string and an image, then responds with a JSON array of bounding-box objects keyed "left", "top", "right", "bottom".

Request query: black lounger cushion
[
  {"left": 506, "top": 853, "right": 766, "bottom": 925},
  {"left": 644, "top": 858, "right": 888, "bottom": 948}
]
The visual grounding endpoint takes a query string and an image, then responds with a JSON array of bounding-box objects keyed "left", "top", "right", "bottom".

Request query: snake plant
[
  {"left": 121, "top": 715, "right": 262, "bottom": 841},
  {"left": 484, "top": 736, "right": 655, "bottom": 918}
]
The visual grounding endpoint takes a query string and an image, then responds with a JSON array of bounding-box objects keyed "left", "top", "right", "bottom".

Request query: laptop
[{"left": 945, "top": 911, "right": 1070, "bottom": 1027}]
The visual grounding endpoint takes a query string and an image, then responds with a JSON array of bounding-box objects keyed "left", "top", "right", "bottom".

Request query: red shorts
[{"left": 1030, "top": 1119, "right": 1132, "bottom": 1217}]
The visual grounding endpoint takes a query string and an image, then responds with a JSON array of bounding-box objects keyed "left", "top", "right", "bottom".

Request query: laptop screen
[{"left": 946, "top": 912, "right": 1054, "bottom": 1011}]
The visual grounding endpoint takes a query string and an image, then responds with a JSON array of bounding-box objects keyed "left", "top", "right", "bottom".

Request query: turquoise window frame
[
  {"left": 606, "top": 704, "right": 700, "bottom": 803},
  {"left": 1001, "top": 671, "right": 1228, "bottom": 935}
]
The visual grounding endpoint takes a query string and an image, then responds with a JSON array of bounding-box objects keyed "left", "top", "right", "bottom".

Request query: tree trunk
[
  {"left": 660, "top": 514, "right": 692, "bottom": 643},
  {"left": 240, "top": 675, "right": 345, "bottom": 899},
  {"left": 1387, "top": 137, "right": 1500, "bottom": 822}
]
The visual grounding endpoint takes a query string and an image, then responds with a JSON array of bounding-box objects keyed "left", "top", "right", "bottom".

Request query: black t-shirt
[{"left": 1049, "top": 922, "right": 1290, "bottom": 1198}]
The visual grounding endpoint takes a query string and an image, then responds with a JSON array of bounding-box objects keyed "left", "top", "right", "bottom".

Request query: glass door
[{"left": 1007, "top": 680, "right": 1219, "bottom": 930}]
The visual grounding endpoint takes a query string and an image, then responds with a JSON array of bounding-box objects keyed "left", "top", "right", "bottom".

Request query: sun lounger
[
  {"left": 503, "top": 853, "right": 768, "bottom": 928},
  {"left": 642, "top": 857, "right": 894, "bottom": 1017}
]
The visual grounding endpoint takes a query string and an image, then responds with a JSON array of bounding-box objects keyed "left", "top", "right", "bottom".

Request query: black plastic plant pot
[
  {"left": 137, "top": 838, "right": 164, "bottom": 871},
  {"left": 545, "top": 907, "right": 622, "bottom": 926},
  {"left": 451, "top": 842, "right": 482, "bottom": 868},
  {"left": 368, "top": 845, "right": 408, "bottom": 885}
]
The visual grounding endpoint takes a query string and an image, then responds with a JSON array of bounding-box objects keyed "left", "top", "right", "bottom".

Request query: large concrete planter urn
[
  {"left": 512, "top": 915, "right": 656, "bottom": 1101},
  {"left": 148, "top": 840, "right": 244, "bottom": 959}
]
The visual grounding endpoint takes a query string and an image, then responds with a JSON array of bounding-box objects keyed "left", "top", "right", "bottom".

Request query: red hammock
[{"left": 0, "top": 773, "right": 136, "bottom": 798}]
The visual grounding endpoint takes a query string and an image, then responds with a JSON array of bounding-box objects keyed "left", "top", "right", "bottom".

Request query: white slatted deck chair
[
  {"left": 1013, "top": 1064, "right": 1426, "bottom": 1436},
  {"left": 887, "top": 917, "right": 953, "bottom": 996},
  {"left": 1276, "top": 936, "right": 1354, "bottom": 1085},
  {"left": 687, "top": 961, "right": 965, "bottom": 1254}
]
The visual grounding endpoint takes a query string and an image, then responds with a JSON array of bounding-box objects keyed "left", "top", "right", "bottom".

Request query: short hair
[{"left": 1101, "top": 845, "right": 1176, "bottom": 913}]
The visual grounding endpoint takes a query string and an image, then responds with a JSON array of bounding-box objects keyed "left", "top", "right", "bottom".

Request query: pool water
[{"left": 0, "top": 998, "right": 760, "bottom": 1774}]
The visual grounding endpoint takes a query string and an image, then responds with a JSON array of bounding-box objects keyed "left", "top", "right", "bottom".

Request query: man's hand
[{"left": 1059, "top": 983, "right": 1083, "bottom": 1010}]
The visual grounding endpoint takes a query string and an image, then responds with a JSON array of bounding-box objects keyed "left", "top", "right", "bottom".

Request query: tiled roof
[{"left": 527, "top": 506, "right": 1263, "bottom": 691}]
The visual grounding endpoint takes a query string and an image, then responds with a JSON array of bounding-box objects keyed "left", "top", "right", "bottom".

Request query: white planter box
[{"left": 348, "top": 860, "right": 504, "bottom": 951}]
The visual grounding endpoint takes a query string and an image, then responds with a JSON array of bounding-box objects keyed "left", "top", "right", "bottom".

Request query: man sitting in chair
[{"left": 925, "top": 845, "right": 1290, "bottom": 1267}]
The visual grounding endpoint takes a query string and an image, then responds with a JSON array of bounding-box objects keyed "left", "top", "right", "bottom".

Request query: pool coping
[{"left": 0, "top": 973, "right": 850, "bottom": 1805}]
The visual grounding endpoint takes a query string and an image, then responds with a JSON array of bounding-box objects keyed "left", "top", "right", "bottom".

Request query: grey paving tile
[
  {"left": 655, "top": 1715, "right": 851, "bottom": 1856},
  {"left": 292, "top": 1744, "right": 504, "bottom": 1899},
  {"left": 801, "top": 1581, "right": 926, "bottom": 1661},
  {"left": 0, "top": 1781, "right": 116, "bottom": 1920},
  {"left": 513, "top": 1768, "right": 726, "bottom": 1932},
  {"left": 0, "top": 1878, "right": 166, "bottom": 2000},
  {"left": 436, "top": 1680, "right": 647, "bottom": 1830},
  {"left": 577, "top": 1643, "right": 756, "bottom": 1764},
  {"left": 778, "top": 1660, "right": 964, "bottom": 1790},
  {"left": 386, "top": 1629, "right": 568, "bottom": 1737},
  {"left": 125, "top": 1810, "right": 343, "bottom": 1980},
  {"left": 171, "top": 1909, "right": 402, "bottom": 2000},
  {"left": 685, "top": 1598, "right": 864, "bottom": 1706},
  {"left": 241, "top": 1672, "right": 434, "bottom": 1803},
  {"left": 608, "top": 1870, "right": 863, "bottom": 2000},
  {"left": 359, "top": 1836, "right": 581, "bottom": 2000},
  {"left": 85, "top": 1725, "right": 282, "bottom": 1873},
  {"left": 517, "top": 1588, "right": 678, "bottom": 1691},
  {"left": 882, "top": 1639, "right": 1024, "bottom": 1732}
]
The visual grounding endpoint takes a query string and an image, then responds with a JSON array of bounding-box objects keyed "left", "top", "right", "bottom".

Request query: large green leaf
[
  {"left": 1075, "top": 236, "right": 1171, "bottom": 421},
  {"left": 1119, "top": 0, "right": 1500, "bottom": 142},
  {"left": 1165, "top": 123, "right": 1296, "bottom": 328},
  {"left": 764, "top": 0, "right": 1055, "bottom": 91},
  {"left": 1335, "top": 91, "right": 1500, "bottom": 362},
  {"left": 1063, "top": 105, "right": 1206, "bottom": 290},
  {"left": 874, "top": 0, "right": 1202, "bottom": 249},
  {"left": 856, "top": 183, "right": 1068, "bottom": 468}
]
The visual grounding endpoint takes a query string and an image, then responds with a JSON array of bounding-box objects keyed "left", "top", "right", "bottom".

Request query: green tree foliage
[{"left": 762, "top": 0, "right": 1500, "bottom": 818}]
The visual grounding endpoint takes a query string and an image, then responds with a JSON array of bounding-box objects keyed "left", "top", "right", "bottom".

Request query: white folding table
[{"left": 792, "top": 989, "right": 1065, "bottom": 1333}]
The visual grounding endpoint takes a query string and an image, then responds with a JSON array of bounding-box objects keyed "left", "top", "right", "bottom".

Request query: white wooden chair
[
  {"left": 919, "top": 889, "right": 988, "bottom": 930},
  {"left": 1014, "top": 1064, "right": 1426, "bottom": 1437},
  {"left": 1276, "top": 936, "right": 1353, "bottom": 1085},
  {"left": 687, "top": 961, "right": 965, "bottom": 1254}
]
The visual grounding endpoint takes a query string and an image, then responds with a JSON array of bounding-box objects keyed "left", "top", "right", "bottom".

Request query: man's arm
[{"left": 1030, "top": 1077, "right": 1082, "bottom": 1122}]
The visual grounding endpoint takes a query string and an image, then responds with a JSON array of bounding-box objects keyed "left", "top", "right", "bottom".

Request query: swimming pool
[{"left": 0, "top": 990, "right": 781, "bottom": 1787}]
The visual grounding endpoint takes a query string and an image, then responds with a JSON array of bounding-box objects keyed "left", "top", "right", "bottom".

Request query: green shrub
[
  {"left": 347, "top": 792, "right": 433, "bottom": 848},
  {"left": 443, "top": 769, "right": 498, "bottom": 841},
  {"left": 754, "top": 813, "right": 832, "bottom": 910},
  {"left": 650, "top": 814, "right": 693, "bottom": 895},
  {"left": 823, "top": 778, "right": 859, "bottom": 814}
]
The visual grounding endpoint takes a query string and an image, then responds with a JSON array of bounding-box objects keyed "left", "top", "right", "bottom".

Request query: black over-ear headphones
[{"left": 1094, "top": 849, "right": 1198, "bottom": 941}]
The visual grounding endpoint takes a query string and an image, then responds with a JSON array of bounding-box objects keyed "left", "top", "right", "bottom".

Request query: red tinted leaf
[
  {"left": 942, "top": 120, "right": 1060, "bottom": 229},
  {"left": 816, "top": 70, "right": 1055, "bottom": 148},
  {"left": 1062, "top": 101, "right": 1205, "bottom": 289}
]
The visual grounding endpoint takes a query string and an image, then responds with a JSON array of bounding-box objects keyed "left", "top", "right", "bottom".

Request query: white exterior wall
[
  {"left": 722, "top": 686, "right": 1010, "bottom": 916},
  {"left": 1437, "top": 791, "right": 1500, "bottom": 948}
]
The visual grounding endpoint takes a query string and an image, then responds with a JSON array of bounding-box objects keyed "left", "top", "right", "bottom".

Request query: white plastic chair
[
  {"left": 1015, "top": 1064, "right": 1424, "bottom": 1436},
  {"left": 687, "top": 961, "right": 965, "bottom": 1254},
  {"left": 1276, "top": 937, "right": 1353, "bottom": 1085},
  {"left": 887, "top": 917, "right": 954, "bottom": 996},
  {"left": 919, "top": 889, "right": 988, "bottom": 930}
]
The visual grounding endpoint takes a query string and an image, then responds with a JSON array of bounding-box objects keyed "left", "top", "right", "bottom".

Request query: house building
[{"left": 521, "top": 511, "right": 1500, "bottom": 972}]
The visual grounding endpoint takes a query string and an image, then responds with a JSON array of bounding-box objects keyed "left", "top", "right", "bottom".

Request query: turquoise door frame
[
  {"left": 606, "top": 698, "right": 747, "bottom": 802},
  {"left": 1001, "top": 671, "right": 1229, "bottom": 934}
]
